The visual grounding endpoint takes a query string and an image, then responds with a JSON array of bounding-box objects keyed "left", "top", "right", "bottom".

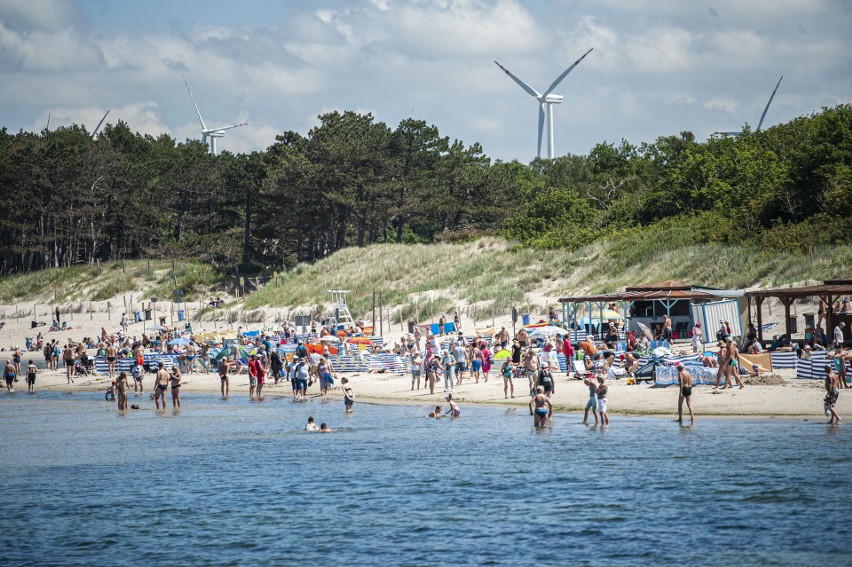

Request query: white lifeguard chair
[{"left": 329, "top": 289, "right": 354, "bottom": 332}]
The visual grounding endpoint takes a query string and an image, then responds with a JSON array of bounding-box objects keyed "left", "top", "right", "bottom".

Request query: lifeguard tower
[{"left": 329, "top": 289, "right": 355, "bottom": 332}]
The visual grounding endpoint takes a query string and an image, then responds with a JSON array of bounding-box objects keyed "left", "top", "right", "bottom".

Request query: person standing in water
[
  {"left": 4, "top": 360, "right": 16, "bottom": 392},
  {"left": 153, "top": 362, "right": 169, "bottom": 409},
  {"left": 218, "top": 356, "right": 233, "bottom": 398},
  {"left": 824, "top": 365, "right": 842, "bottom": 425},
  {"left": 25, "top": 360, "right": 37, "bottom": 393},
  {"left": 676, "top": 363, "right": 694, "bottom": 424},
  {"left": 444, "top": 394, "right": 461, "bottom": 418},
  {"left": 169, "top": 366, "right": 182, "bottom": 409},
  {"left": 582, "top": 376, "right": 598, "bottom": 425},
  {"left": 596, "top": 376, "right": 609, "bottom": 425},
  {"left": 529, "top": 386, "right": 551, "bottom": 427},
  {"left": 116, "top": 371, "right": 129, "bottom": 410},
  {"left": 342, "top": 377, "right": 354, "bottom": 413}
]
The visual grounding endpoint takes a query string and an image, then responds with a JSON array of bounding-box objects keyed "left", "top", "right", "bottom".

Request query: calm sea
[{"left": 1, "top": 392, "right": 850, "bottom": 566}]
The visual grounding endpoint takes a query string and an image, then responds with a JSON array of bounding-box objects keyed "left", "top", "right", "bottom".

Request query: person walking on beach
[
  {"left": 824, "top": 365, "right": 842, "bottom": 425},
  {"left": 453, "top": 340, "right": 467, "bottom": 385},
  {"left": 410, "top": 351, "right": 422, "bottom": 391},
  {"left": 43, "top": 342, "right": 53, "bottom": 371},
  {"left": 296, "top": 358, "right": 310, "bottom": 399},
  {"left": 441, "top": 349, "right": 455, "bottom": 392},
  {"left": 439, "top": 315, "right": 446, "bottom": 336},
  {"left": 596, "top": 376, "right": 609, "bottom": 425},
  {"left": 116, "top": 371, "right": 129, "bottom": 410},
  {"left": 529, "top": 386, "right": 551, "bottom": 427},
  {"left": 26, "top": 360, "right": 37, "bottom": 393},
  {"left": 523, "top": 348, "right": 540, "bottom": 395},
  {"left": 676, "top": 363, "right": 694, "bottom": 424},
  {"left": 169, "top": 366, "right": 182, "bottom": 408},
  {"left": 538, "top": 362, "right": 555, "bottom": 399},
  {"left": 724, "top": 337, "right": 744, "bottom": 389},
  {"left": 496, "top": 327, "right": 509, "bottom": 348},
  {"left": 501, "top": 357, "right": 515, "bottom": 399},
  {"left": 426, "top": 354, "right": 441, "bottom": 395},
  {"left": 583, "top": 376, "right": 598, "bottom": 424},
  {"left": 471, "top": 343, "right": 484, "bottom": 384},
  {"left": 342, "top": 377, "right": 354, "bottom": 412},
  {"left": 62, "top": 344, "right": 75, "bottom": 384}
]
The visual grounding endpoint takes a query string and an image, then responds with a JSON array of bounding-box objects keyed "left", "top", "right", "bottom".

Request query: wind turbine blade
[
  {"left": 183, "top": 75, "right": 207, "bottom": 130},
  {"left": 537, "top": 103, "right": 545, "bottom": 158},
  {"left": 756, "top": 75, "right": 783, "bottom": 132},
  {"left": 215, "top": 122, "right": 248, "bottom": 132},
  {"left": 494, "top": 61, "right": 540, "bottom": 98},
  {"left": 91, "top": 109, "right": 110, "bottom": 139},
  {"left": 541, "top": 48, "right": 593, "bottom": 98}
]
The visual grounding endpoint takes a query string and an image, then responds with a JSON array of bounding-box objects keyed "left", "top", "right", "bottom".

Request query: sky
[{"left": 1, "top": 0, "right": 850, "bottom": 162}]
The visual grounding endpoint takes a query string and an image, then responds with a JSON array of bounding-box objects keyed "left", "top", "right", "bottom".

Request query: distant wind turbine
[
  {"left": 183, "top": 76, "right": 247, "bottom": 155},
  {"left": 715, "top": 76, "right": 783, "bottom": 137},
  {"left": 91, "top": 109, "right": 110, "bottom": 139},
  {"left": 495, "top": 48, "right": 593, "bottom": 159}
]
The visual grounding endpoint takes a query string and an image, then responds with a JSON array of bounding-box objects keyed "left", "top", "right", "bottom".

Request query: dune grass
[{"left": 2, "top": 235, "right": 849, "bottom": 323}]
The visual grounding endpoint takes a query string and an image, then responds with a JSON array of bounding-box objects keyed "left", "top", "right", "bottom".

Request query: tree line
[{"left": 0, "top": 104, "right": 849, "bottom": 275}]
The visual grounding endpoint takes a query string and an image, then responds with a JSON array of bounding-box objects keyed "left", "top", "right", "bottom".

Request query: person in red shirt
[
  {"left": 561, "top": 335, "right": 574, "bottom": 376},
  {"left": 248, "top": 354, "right": 264, "bottom": 400}
]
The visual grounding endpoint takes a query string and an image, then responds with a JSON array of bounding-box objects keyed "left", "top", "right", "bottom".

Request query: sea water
[{"left": 0, "top": 392, "right": 849, "bottom": 566}]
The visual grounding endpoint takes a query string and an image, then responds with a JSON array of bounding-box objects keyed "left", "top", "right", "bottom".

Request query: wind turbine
[
  {"left": 91, "top": 109, "right": 110, "bottom": 139},
  {"left": 715, "top": 76, "right": 783, "bottom": 137},
  {"left": 495, "top": 48, "right": 593, "bottom": 159},
  {"left": 183, "top": 76, "right": 247, "bottom": 155}
]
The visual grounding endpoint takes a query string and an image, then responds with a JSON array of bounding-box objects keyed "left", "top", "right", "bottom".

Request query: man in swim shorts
[
  {"left": 596, "top": 376, "right": 609, "bottom": 425},
  {"left": 4, "top": 360, "right": 17, "bottom": 392},
  {"left": 154, "top": 362, "right": 169, "bottom": 409},
  {"left": 824, "top": 365, "right": 842, "bottom": 425},
  {"left": 583, "top": 376, "right": 598, "bottom": 425},
  {"left": 677, "top": 363, "right": 694, "bottom": 424}
]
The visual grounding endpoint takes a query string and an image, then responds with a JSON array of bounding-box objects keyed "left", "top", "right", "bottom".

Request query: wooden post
[
  {"left": 15, "top": 304, "right": 18, "bottom": 322},
  {"left": 782, "top": 297, "right": 792, "bottom": 339},
  {"left": 170, "top": 302, "right": 174, "bottom": 328},
  {"left": 756, "top": 297, "right": 764, "bottom": 342},
  {"left": 107, "top": 301, "right": 111, "bottom": 321},
  {"left": 89, "top": 302, "right": 93, "bottom": 320},
  {"left": 379, "top": 291, "right": 383, "bottom": 336},
  {"left": 372, "top": 291, "right": 376, "bottom": 332},
  {"left": 123, "top": 295, "right": 127, "bottom": 313}
]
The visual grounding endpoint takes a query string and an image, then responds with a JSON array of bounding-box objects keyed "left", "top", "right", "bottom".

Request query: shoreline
[{"left": 9, "top": 366, "right": 847, "bottom": 420}]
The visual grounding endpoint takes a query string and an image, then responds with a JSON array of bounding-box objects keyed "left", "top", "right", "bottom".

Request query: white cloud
[
  {"left": 0, "top": 0, "right": 77, "bottom": 31},
  {"left": 702, "top": 97, "right": 741, "bottom": 114}
]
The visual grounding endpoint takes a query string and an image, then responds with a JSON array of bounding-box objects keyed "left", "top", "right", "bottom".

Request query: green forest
[{"left": 0, "top": 104, "right": 849, "bottom": 276}]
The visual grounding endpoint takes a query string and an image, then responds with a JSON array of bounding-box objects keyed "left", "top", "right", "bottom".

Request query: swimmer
[
  {"left": 428, "top": 405, "right": 443, "bottom": 418},
  {"left": 444, "top": 394, "right": 461, "bottom": 418},
  {"left": 676, "top": 363, "right": 694, "bottom": 424},
  {"left": 529, "top": 386, "right": 551, "bottom": 427},
  {"left": 319, "top": 423, "right": 332, "bottom": 432},
  {"left": 305, "top": 416, "right": 320, "bottom": 432}
]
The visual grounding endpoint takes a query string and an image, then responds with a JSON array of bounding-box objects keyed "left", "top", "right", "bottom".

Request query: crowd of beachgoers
[{"left": 1, "top": 306, "right": 848, "bottom": 427}]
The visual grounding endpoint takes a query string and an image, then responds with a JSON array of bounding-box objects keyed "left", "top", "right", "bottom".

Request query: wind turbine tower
[
  {"left": 183, "top": 76, "right": 247, "bottom": 155},
  {"left": 715, "top": 76, "right": 783, "bottom": 137},
  {"left": 495, "top": 48, "right": 593, "bottom": 159}
]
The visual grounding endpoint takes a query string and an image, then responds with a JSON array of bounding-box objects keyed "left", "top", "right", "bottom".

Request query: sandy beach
[{"left": 1, "top": 299, "right": 848, "bottom": 420}]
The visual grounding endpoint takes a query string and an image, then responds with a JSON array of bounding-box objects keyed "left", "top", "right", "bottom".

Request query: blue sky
[{"left": 2, "top": 0, "right": 850, "bottom": 161}]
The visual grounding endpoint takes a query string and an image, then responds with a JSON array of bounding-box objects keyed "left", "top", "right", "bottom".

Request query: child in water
[
  {"left": 428, "top": 405, "right": 443, "bottom": 418},
  {"left": 105, "top": 381, "right": 116, "bottom": 402},
  {"left": 444, "top": 394, "right": 461, "bottom": 418}
]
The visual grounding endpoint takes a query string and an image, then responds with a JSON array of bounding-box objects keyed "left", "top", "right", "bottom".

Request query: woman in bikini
[
  {"left": 529, "top": 386, "right": 552, "bottom": 427},
  {"left": 169, "top": 366, "right": 182, "bottom": 408},
  {"left": 116, "top": 371, "right": 129, "bottom": 410}
]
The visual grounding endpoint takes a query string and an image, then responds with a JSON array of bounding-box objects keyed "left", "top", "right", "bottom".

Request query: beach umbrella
[
  {"left": 600, "top": 309, "right": 622, "bottom": 320},
  {"left": 146, "top": 324, "right": 167, "bottom": 332},
  {"left": 528, "top": 326, "right": 564, "bottom": 338},
  {"left": 492, "top": 349, "right": 512, "bottom": 360},
  {"left": 637, "top": 322, "right": 653, "bottom": 341},
  {"left": 347, "top": 337, "right": 373, "bottom": 345},
  {"left": 167, "top": 337, "right": 191, "bottom": 346}
]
